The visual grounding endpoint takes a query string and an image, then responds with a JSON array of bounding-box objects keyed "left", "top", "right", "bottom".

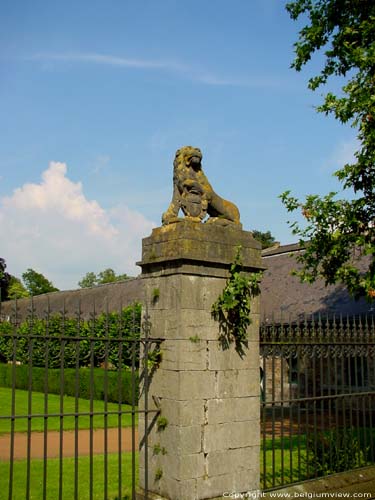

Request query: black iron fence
[
  {"left": 0, "top": 300, "right": 161, "bottom": 500},
  {"left": 260, "top": 314, "right": 375, "bottom": 491}
]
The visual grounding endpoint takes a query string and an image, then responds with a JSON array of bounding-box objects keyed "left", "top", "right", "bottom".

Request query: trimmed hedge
[
  {"left": 0, "top": 303, "right": 141, "bottom": 369},
  {"left": 0, "top": 363, "right": 138, "bottom": 404}
]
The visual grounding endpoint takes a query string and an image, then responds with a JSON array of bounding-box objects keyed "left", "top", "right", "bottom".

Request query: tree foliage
[
  {"left": 22, "top": 268, "right": 59, "bottom": 296},
  {"left": 281, "top": 0, "right": 375, "bottom": 299},
  {"left": 7, "top": 277, "right": 29, "bottom": 300},
  {"left": 78, "top": 271, "right": 97, "bottom": 288},
  {"left": 78, "top": 268, "right": 129, "bottom": 288},
  {"left": 0, "top": 259, "right": 11, "bottom": 302},
  {"left": 252, "top": 229, "right": 276, "bottom": 249}
]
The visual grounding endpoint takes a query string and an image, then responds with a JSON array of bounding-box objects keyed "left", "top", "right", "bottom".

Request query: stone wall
[{"left": 0, "top": 277, "right": 144, "bottom": 320}]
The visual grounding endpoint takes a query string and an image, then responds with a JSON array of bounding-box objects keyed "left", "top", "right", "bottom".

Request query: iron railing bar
[
  {"left": 0, "top": 333, "right": 164, "bottom": 342},
  {"left": 319, "top": 352, "right": 325, "bottom": 474},
  {"left": 42, "top": 302, "right": 50, "bottom": 500},
  {"left": 304, "top": 353, "right": 310, "bottom": 480},
  {"left": 312, "top": 354, "right": 318, "bottom": 479},
  {"left": 74, "top": 335, "right": 80, "bottom": 500},
  {"left": 360, "top": 355, "right": 368, "bottom": 467},
  {"left": 131, "top": 327, "right": 137, "bottom": 500},
  {"left": 280, "top": 351, "right": 285, "bottom": 486},
  {"left": 333, "top": 351, "right": 340, "bottom": 476},
  {"left": 271, "top": 349, "right": 276, "bottom": 488},
  {"left": 287, "top": 350, "right": 293, "bottom": 485},
  {"left": 262, "top": 391, "right": 375, "bottom": 406},
  {"left": 354, "top": 354, "right": 361, "bottom": 467},
  {"left": 260, "top": 341, "right": 375, "bottom": 346},
  {"left": 296, "top": 345, "right": 302, "bottom": 483},
  {"left": 369, "top": 391, "right": 375, "bottom": 463},
  {"left": 369, "top": 356, "right": 375, "bottom": 463},
  {"left": 8, "top": 313, "right": 18, "bottom": 500},
  {"left": 261, "top": 354, "right": 267, "bottom": 490},
  {"left": 89, "top": 336, "right": 95, "bottom": 500},
  {"left": 117, "top": 338, "right": 123, "bottom": 500},
  {"left": 0, "top": 408, "right": 157, "bottom": 420},
  {"left": 144, "top": 307, "right": 150, "bottom": 500},
  {"left": 326, "top": 345, "right": 333, "bottom": 472},
  {"left": 103, "top": 298, "right": 109, "bottom": 500},
  {"left": 58, "top": 306, "right": 66, "bottom": 500},
  {"left": 4, "top": 331, "right": 374, "bottom": 344},
  {"left": 26, "top": 333, "right": 33, "bottom": 500},
  {"left": 340, "top": 349, "right": 348, "bottom": 470},
  {"left": 371, "top": 326, "right": 375, "bottom": 463}
]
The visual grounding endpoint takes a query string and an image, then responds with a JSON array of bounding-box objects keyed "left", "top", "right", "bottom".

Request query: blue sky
[{"left": 0, "top": 0, "right": 357, "bottom": 290}]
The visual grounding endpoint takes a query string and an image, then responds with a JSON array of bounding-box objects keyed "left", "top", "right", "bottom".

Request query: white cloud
[
  {"left": 29, "top": 52, "right": 284, "bottom": 88},
  {"left": 30, "top": 52, "right": 188, "bottom": 72},
  {"left": 0, "top": 162, "right": 155, "bottom": 290}
]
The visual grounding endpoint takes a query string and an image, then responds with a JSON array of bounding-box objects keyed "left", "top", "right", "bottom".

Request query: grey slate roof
[{"left": 260, "top": 243, "right": 374, "bottom": 322}]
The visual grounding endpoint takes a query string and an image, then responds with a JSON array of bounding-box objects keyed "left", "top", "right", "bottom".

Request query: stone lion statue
[{"left": 162, "top": 146, "right": 241, "bottom": 227}]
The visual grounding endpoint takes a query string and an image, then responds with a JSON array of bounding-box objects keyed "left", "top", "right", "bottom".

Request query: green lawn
[
  {"left": 0, "top": 388, "right": 137, "bottom": 434},
  {"left": 261, "top": 435, "right": 308, "bottom": 489},
  {"left": 0, "top": 452, "right": 138, "bottom": 500},
  {"left": 261, "top": 431, "right": 375, "bottom": 489}
]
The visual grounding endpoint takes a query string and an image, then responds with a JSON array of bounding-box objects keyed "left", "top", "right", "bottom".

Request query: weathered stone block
[
  {"left": 179, "top": 275, "right": 227, "bottom": 311},
  {"left": 197, "top": 468, "right": 260, "bottom": 499},
  {"left": 207, "top": 446, "right": 259, "bottom": 476},
  {"left": 163, "top": 452, "right": 205, "bottom": 481},
  {"left": 161, "top": 339, "right": 207, "bottom": 371},
  {"left": 147, "top": 275, "right": 181, "bottom": 310},
  {"left": 207, "top": 397, "right": 259, "bottom": 425},
  {"left": 196, "top": 473, "right": 235, "bottom": 499},
  {"left": 217, "top": 368, "right": 260, "bottom": 398},
  {"left": 179, "top": 309, "right": 219, "bottom": 340},
  {"left": 148, "top": 369, "right": 217, "bottom": 401},
  {"left": 248, "top": 318, "right": 260, "bottom": 341},
  {"left": 232, "top": 467, "right": 260, "bottom": 494},
  {"left": 203, "top": 421, "right": 260, "bottom": 452},
  {"left": 159, "top": 425, "right": 203, "bottom": 455},
  {"left": 208, "top": 341, "right": 259, "bottom": 371},
  {"left": 161, "top": 399, "right": 205, "bottom": 427},
  {"left": 159, "top": 477, "right": 197, "bottom": 500}
]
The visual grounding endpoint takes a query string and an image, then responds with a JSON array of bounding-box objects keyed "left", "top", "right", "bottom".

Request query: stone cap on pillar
[{"left": 138, "top": 221, "right": 265, "bottom": 277}]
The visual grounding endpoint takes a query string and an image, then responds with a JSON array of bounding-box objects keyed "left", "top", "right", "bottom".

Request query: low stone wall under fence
[{"left": 0, "top": 277, "right": 144, "bottom": 320}]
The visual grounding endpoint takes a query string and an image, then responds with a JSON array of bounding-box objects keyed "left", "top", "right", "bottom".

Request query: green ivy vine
[{"left": 211, "top": 245, "right": 262, "bottom": 356}]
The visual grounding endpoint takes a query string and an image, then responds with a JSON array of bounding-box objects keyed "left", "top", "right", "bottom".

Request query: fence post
[{"left": 137, "top": 221, "right": 263, "bottom": 500}]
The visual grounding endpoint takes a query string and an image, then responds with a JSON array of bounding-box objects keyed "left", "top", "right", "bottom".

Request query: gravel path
[{"left": 0, "top": 428, "right": 138, "bottom": 460}]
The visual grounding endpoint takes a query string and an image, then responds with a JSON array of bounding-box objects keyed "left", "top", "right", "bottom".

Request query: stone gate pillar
[{"left": 137, "top": 221, "right": 262, "bottom": 500}]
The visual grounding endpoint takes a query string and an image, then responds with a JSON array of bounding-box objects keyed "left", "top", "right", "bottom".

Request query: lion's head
[{"left": 173, "top": 146, "right": 203, "bottom": 172}]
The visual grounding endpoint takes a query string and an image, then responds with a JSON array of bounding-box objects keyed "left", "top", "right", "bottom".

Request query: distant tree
[
  {"left": 78, "top": 268, "right": 129, "bottom": 288},
  {"left": 78, "top": 271, "right": 97, "bottom": 288},
  {"left": 0, "top": 258, "right": 11, "bottom": 301},
  {"left": 7, "top": 277, "right": 29, "bottom": 300},
  {"left": 252, "top": 230, "right": 276, "bottom": 249},
  {"left": 97, "top": 268, "right": 118, "bottom": 284},
  {"left": 22, "top": 268, "right": 59, "bottom": 296}
]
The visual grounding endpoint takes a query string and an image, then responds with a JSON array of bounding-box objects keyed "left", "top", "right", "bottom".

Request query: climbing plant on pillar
[{"left": 211, "top": 245, "right": 262, "bottom": 357}]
